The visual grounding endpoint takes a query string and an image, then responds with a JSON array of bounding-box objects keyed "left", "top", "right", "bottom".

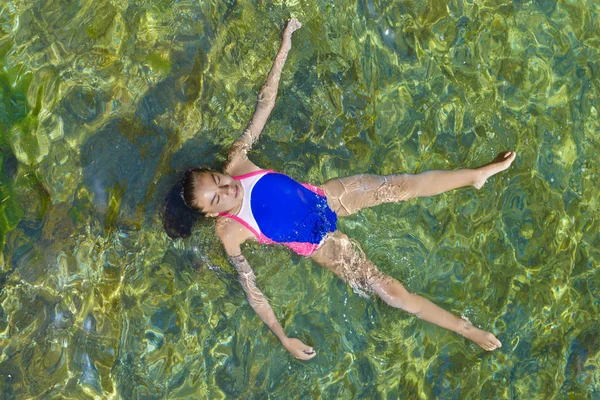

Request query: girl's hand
[
  {"left": 283, "top": 18, "right": 302, "bottom": 37},
  {"left": 283, "top": 337, "right": 316, "bottom": 360}
]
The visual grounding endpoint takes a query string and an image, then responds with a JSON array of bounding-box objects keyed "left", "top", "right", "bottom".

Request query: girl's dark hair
[
  {"left": 181, "top": 167, "right": 211, "bottom": 212},
  {"left": 162, "top": 167, "right": 214, "bottom": 239}
]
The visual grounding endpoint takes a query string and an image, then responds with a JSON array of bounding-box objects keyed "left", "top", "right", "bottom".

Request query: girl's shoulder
[
  {"left": 215, "top": 215, "right": 255, "bottom": 248},
  {"left": 224, "top": 157, "right": 262, "bottom": 177}
]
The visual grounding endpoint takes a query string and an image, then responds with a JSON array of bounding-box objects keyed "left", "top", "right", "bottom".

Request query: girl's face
[{"left": 192, "top": 171, "right": 243, "bottom": 216}]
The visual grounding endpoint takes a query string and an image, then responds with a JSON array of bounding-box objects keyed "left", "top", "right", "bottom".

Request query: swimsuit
[{"left": 219, "top": 170, "right": 337, "bottom": 256}]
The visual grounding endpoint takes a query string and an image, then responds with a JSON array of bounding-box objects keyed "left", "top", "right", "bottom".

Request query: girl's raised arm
[{"left": 225, "top": 18, "right": 302, "bottom": 174}]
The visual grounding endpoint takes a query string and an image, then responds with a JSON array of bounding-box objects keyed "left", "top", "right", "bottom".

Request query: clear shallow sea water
[{"left": 0, "top": 0, "right": 599, "bottom": 398}]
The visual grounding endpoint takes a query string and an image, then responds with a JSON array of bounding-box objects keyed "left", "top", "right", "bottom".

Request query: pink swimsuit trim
[
  {"left": 300, "top": 182, "right": 326, "bottom": 197},
  {"left": 220, "top": 169, "right": 326, "bottom": 256},
  {"left": 219, "top": 213, "right": 319, "bottom": 256},
  {"left": 232, "top": 170, "right": 274, "bottom": 180}
]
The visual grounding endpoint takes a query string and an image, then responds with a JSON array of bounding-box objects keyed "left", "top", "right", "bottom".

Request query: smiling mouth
[{"left": 235, "top": 185, "right": 239, "bottom": 198}]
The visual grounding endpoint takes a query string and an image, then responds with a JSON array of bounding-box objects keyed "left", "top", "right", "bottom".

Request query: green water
[{"left": 1, "top": 0, "right": 599, "bottom": 398}]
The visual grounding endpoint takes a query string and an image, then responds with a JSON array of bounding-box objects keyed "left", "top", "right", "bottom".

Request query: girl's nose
[{"left": 220, "top": 184, "right": 233, "bottom": 196}]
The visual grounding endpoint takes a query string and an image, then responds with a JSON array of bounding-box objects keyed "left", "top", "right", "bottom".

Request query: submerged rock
[
  {"left": 53, "top": 309, "right": 73, "bottom": 330},
  {"left": 83, "top": 312, "right": 97, "bottom": 334},
  {"left": 62, "top": 86, "right": 105, "bottom": 122},
  {"left": 80, "top": 353, "right": 103, "bottom": 395}
]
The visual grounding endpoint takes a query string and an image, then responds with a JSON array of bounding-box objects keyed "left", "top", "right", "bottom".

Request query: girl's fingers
[{"left": 296, "top": 346, "right": 316, "bottom": 360}]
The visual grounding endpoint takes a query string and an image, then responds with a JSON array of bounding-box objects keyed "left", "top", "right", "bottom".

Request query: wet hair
[
  {"left": 162, "top": 167, "right": 214, "bottom": 239},
  {"left": 181, "top": 167, "right": 213, "bottom": 212}
]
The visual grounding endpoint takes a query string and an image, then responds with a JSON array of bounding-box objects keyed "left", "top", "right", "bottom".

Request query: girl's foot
[
  {"left": 473, "top": 151, "right": 516, "bottom": 189},
  {"left": 460, "top": 317, "right": 502, "bottom": 351}
]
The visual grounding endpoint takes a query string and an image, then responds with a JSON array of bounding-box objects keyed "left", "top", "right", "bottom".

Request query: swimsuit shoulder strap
[
  {"left": 231, "top": 169, "right": 274, "bottom": 180},
  {"left": 218, "top": 169, "right": 273, "bottom": 244}
]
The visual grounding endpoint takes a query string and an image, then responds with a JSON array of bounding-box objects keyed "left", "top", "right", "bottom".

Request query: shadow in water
[{"left": 78, "top": 40, "right": 218, "bottom": 225}]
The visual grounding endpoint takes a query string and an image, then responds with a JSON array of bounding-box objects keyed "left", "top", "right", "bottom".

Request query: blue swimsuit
[{"left": 219, "top": 170, "right": 337, "bottom": 256}]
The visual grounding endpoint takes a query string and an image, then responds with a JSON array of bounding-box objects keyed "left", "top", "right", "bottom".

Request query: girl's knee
[
  {"left": 373, "top": 279, "right": 420, "bottom": 314},
  {"left": 378, "top": 174, "right": 417, "bottom": 202}
]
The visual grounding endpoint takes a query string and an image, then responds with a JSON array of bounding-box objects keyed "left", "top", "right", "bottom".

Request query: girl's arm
[
  {"left": 217, "top": 220, "right": 315, "bottom": 360},
  {"left": 225, "top": 18, "right": 302, "bottom": 174},
  {"left": 227, "top": 253, "right": 316, "bottom": 360}
]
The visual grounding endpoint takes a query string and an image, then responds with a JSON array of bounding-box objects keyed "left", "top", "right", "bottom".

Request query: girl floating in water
[{"left": 164, "top": 19, "right": 515, "bottom": 360}]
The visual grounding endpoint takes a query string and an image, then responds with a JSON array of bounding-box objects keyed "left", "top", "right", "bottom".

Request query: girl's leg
[
  {"left": 323, "top": 151, "right": 516, "bottom": 216},
  {"left": 311, "top": 231, "right": 502, "bottom": 351},
  {"left": 371, "top": 278, "right": 502, "bottom": 351}
]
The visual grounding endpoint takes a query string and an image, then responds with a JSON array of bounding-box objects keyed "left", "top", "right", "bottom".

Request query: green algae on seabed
[{"left": 0, "top": 0, "right": 600, "bottom": 398}]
